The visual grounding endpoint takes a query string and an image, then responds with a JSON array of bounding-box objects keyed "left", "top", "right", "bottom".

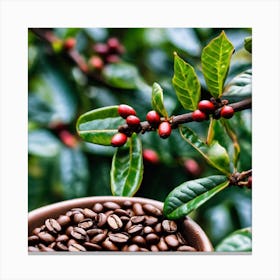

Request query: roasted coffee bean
[
  {"left": 131, "top": 235, "right": 146, "bottom": 247},
  {"left": 126, "top": 209, "right": 135, "bottom": 217},
  {"left": 32, "top": 227, "right": 42, "bottom": 235},
  {"left": 146, "top": 233, "right": 159, "bottom": 245},
  {"left": 83, "top": 208, "right": 97, "bottom": 219},
  {"left": 102, "top": 238, "right": 118, "bottom": 251},
  {"left": 144, "top": 216, "right": 158, "bottom": 226},
  {"left": 123, "top": 200, "right": 132, "bottom": 208},
  {"left": 78, "top": 218, "right": 94, "bottom": 229},
  {"left": 114, "top": 209, "right": 130, "bottom": 217},
  {"left": 154, "top": 223, "right": 162, "bottom": 233},
  {"left": 48, "top": 242, "right": 56, "bottom": 249},
  {"left": 67, "top": 239, "right": 78, "bottom": 247},
  {"left": 90, "top": 233, "right": 107, "bottom": 244},
  {"left": 38, "top": 244, "right": 55, "bottom": 252},
  {"left": 92, "top": 203, "right": 103, "bottom": 213},
  {"left": 131, "top": 215, "right": 145, "bottom": 224},
  {"left": 162, "top": 220, "right": 177, "bottom": 233},
  {"left": 28, "top": 235, "right": 39, "bottom": 246},
  {"left": 65, "top": 226, "right": 74, "bottom": 236},
  {"left": 127, "top": 244, "right": 139, "bottom": 252},
  {"left": 45, "top": 218, "right": 62, "bottom": 234},
  {"left": 122, "top": 244, "right": 129, "bottom": 251},
  {"left": 56, "top": 242, "right": 68, "bottom": 251},
  {"left": 71, "top": 227, "right": 87, "bottom": 241},
  {"left": 150, "top": 245, "right": 159, "bottom": 252},
  {"left": 107, "top": 214, "right": 123, "bottom": 231},
  {"left": 84, "top": 242, "right": 102, "bottom": 251},
  {"left": 176, "top": 232, "right": 187, "bottom": 245},
  {"left": 139, "top": 247, "right": 149, "bottom": 252},
  {"left": 57, "top": 215, "right": 71, "bottom": 227},
  {"left": 71, "top": 207, "right": 83, "bottom": 213},
  {"left": 142, "top": 204, "right": 162, "bottom": 217},
  {"left": 165, "top": 234, "right": 179, "bottom": 248},
  {"left": 38, "top": 231, "right": 55, "bottom": 244},
  {"left": 143, "top": 226, "right": 154, "bottom": 235},
  {"left": 157, "top": 237, "right": 169, "bottom": 251},
  {"left": 127, "top": 224, "right": 143, "bottom": 236},
  {"left": 109, "top": 232, "right": 130, "bottom": 244},
  {"left": 68, "top": 243, "right": 86, "bottom": 252},
  {"left": 120, "top": 216, "right": 130, "bottom": 224},
  {"left": 124, "top": 220, "right": 133, "bottom": 231},
  {"left": 132, "top": 203, "right": 144, "bottom": 215},
  {"left": 28, "top": 246, "right": 40, "bottom": 252},
  {"left": 86, "top": 228, "right": 103, "bottom": 237},
  {"left": 177, "top": 245, "right": 197, "bottom": 252},
  {"left": 96, "top": 213, "right": 107, "bottom": 227},
  {"left": 103, "top": 201, "right": 121, "bottom": 210},
  {"left": 105, "top": 210, "right": 114, "bottom": 217},
  {"left": 73, "top": 213, "right": 85, "bottom": 223}
]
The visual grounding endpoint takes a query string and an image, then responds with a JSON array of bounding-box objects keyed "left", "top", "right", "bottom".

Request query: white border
[{"left": 1, "top": 0, "right": 280, "bottom": 279}]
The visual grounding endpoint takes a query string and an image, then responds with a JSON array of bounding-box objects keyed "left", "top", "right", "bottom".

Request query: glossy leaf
[
  {"left": 215, "top": 227, "right": 252, "bottom": 252},
  {"left": 244, "top": 37, "right": 252, "bottom": 53},
  {"left": 172, "top": 52, "right": 201, "bottom": 110},
  {"left": 163, "top": 175, "right": 229, "bottom": 219},
  {"left": 151, "top": 82, "right": 168, "bottom": 118},
  {"left": 179, "top": 126, "right": 231, "bottom": 175},
  {"left": 223, "top": 69, "right": 252, "bottom": 99},
  {"left": 201, "top": 31, "right": 235, "bottom": 98},
  {"left": 111, "top": 133, "right": 143, "bottom": 197},
  {"left": 76, "top": 106, "right": 124, "bottom": 146}
]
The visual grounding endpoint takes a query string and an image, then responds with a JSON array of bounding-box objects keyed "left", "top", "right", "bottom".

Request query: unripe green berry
[
  {"left": 198, "top": 100, "right": 216, "bottom": 113},
  {"left": 158, "top": 121, "right": 172, "bottom": 139},
  {"left": 126, "top": 115, "right": 140, "bottom": 126},
  {"left": 146, "top": 110, "right": 161, "bottom": 126},
  {"left": 111, "top": 133, "right": 127, "bottom": 147},
  {"left": 220, "top": 105, "right": 234, "bottom": 119},
  {"left": 192, "top": 109, "right": 207, "bottom": 122},
  {"left": 118, "top": 104, "right": 136, "bottom": 119}
]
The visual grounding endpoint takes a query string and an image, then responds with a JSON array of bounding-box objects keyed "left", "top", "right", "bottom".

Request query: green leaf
[
  {"left": 201, "top": 31, "right": 235, "bottom": 98},
  {"left": 163, "top": 175, "right": 229, "bottom": 219},
  {"left": 172, "top": 52, "right": 201, "bottom": 110},
  {"left": 76, "top": 106, "right": 124, "bottom": 146},
  {"left": 223, "top": 69, "right": 252, "bottom": 100},
  {"left": 151, "top": 82, "right": 168, "bottom": 118},
  {"left": 179, "top": 126, "right": 231, "bottom": 175},
  {"left": 102, "top": 62, "right": 142, "bottom": 89},
  {"left": 244, "top": 37, "right": 252, "bottom": 53},
  {"left": 215, "top": 228, "right": 252, "bottom": 252},
  {"left": 111, "top": 133, "right": 143, "bottom": 197}
]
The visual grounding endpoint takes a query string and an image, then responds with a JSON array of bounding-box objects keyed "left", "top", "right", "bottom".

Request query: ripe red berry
[
  {"left": 106, "top": 54, "right": 120, "bottom": 63},
  {"left": 143, "top": 149, "right": 159, "bottom": 164},
  {"left": 59, "top": 130, "right": 78, "bottom": 148},
  {"left": 192, "top": 109, "right": 207, "bottom": 122},
  {"left": 247, "top": 176, "right": 252, "bottom": 189},
  {"left": 111, "top": 133, "right": 127, "bottom": 147},
  {"left": 126, "top": 115, "right": 140, "bottom": 126},
  {"left": 146, "top": 110, "right": 161, "bottom": 126},
  {"left": 220, "top": 105, "right": 235, "bottom": 119},
  {"left": 107, "top": 37, "right": 124, "bottom": 54},
  {"left": 63, "top": 37, "right": 76, "bottom": 50},
  {"left": 158, "top": 121, "right": 172, "bottom": 139},
  {"left": 118, "top": 104, "right": 136, "bottom": 119},
  {"left": 89, "top": 56, "right": 104, "bottom": 71},
  {"left": 184, "top": 159, "right": 201, "bottom": 177},
  {"left": 93, "top": 43, "right": 109, "bottom": 56},
  {"left": 198, "top": 100, "right": 216, "bottom": 113}
]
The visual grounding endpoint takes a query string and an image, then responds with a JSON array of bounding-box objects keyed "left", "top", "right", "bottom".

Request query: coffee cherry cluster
[{"left": 192, "top": 99, "right": 235, "bottom": 122}]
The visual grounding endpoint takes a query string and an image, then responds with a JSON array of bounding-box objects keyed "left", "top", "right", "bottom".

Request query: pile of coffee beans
[{"left": 28, "top": 201, "right": 197, "bottom": 252}]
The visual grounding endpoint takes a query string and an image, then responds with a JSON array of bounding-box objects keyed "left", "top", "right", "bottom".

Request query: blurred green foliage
[{"left": 28, "top": 28, "right": 252, "bottom": 246}]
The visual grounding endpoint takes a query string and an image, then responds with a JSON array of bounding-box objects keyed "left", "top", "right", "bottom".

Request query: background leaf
[
  {"left": 111, "top": 133, "right": 143, "bottom": 197},
  {"left": 76, "top": 106, "right": 124, "bottom": 146},
  {"left": 215, "top": 227, "right": 252, "bottom": 252},
  {"left": 163, "top": 175, "right": 229, "bottom": 219},
  {"left": 151, "top": 82, "right": 169, "bottom": 117},
  {"left": 244, "top": 37, "right": 252, "bottom": 53},
  {"left": 172, "top": 52, "right": 201, "bottom": 110},
  {"left": 201, "top": 31, "right": 235, "bottom": 98}
]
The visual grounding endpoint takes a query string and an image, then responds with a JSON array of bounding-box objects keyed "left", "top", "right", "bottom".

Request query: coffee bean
[
  {"left": 114, "top": 209, "right": 130, "bottom": 217},
  {"left": 150, "top": 245, "right": 159, "bottom": 252},
  {"left": 102, "top": 238, "right": 119, "bottom": 251},
  {"left": 68, "top": 243, "right": 86, "bottom": 252},
  {"left": 92, "top": 203, "right": 103, "bottom": 213},
  {"left": 48, "top": 242, "right": 56, "bottom": 249},
  {"left": 56, "top": 242, "right": 68, "bottom": 251},
  {"left": 126, "top": 209, "right": 135, "bottom": 217},
  {"left": 83, "top": 208, "right": 97, "bottom": 219},
  {"left": 71, "top": 227, "right": 87, "bottom": 241},
  {"left": 123, "top": 200, "right": 132, "bottom": 208},
  {"left": 96, "top": 213, "right": 107, "bottom": 227},
  {"left": 176, "top": 232, "right": 187, "bottom": 245},
  {"left": 56, "top": 234, "right": 69, "bottom": 243},
  {"left": 45, "top": 218, "right": 62, "bottom": 234},
  {"left": 120, "top": 216, "right": 130, "bottom": 224},
  {"left": 57, "top": 215, "right": 71, "bottom": 227},
  {"left": 28, "top": 235, "right": 39, "bottom": 246},
  {"left": 71, "top": 207, "right": 83, "bottom": 213},
  {"left": 124, "top": 220, "right": 133, "bottom": 231},
  {"left": 32, "top": 227, "right": 41, "bottom": 235},
  {"left": 67, "top": 239, "right": 78, "bottom": 247},
  {"left": 127, "top": 244, "right": 139, "bottom": 252},
  {"left": 131, "top": 215, "right": 145, "bottom": 224},
  {"left": 139, "top": 247, "right": 149, "bottom": 252},
  {"left": 177, "top": 245, "right": 197, "bottom": 252},
  {"left": 103, "top": 201, "right": 121, "bottom": 210},
  {"left": 127, "top": 224, "right": 143, "bottom": 236},
  {"left": 162, "top": 220, "right": 177, "bottom": 233},
  {"left": 157, "top": 237, "right": 169, "bottom": 251},
  {"left": 84, "top": 242, "right": 102, "bottom": 251},
  {"left": 38, "top": 231, "right": 55, "bottom": 244},
  {"left": 38, "top": 244, "right": 55, "bottom": 252},
  {"left": 122, "top": 244, "right": 129, "bottom": 251},
  {"left": 105, "top": 210, "right": 114, "bottom": 217},
  {"left": 132, "top": 203, "right": 144, "bottom": 215},
  {"left": 65, "top": 226, "right": 74, "bottom": 236},
  {"left": 146, "top": 233, "right": 159, "bottom": 245},
  {"left": 143, "top": 226, "right": 154, "bottom": 235},
  {"left": 78, "top": 218, "right": 94, "bottom": 229},
  {"left": 131, "top": 235, "right": 146, "bottom": 247},
  {"left": 107, "top": 214, "right": 123, "bottom": 231},
  {"left": 73, "top": 213, "right": 85, "bottom": 223},
  {"left": 86, "top": 228, "right": 103, "bottom": 237},
  {"left": 28, "top": 246, "right": 40, "bottom": 252},
  {"left": 144, "top": 216, "right": 158, "bottom": 226},
  {"left": 164, "top": 234, "right": 179, "bottom": 248},
  {"left": 90, "top": 233, "right": 107, "bottom": 244},
  {"left": 142, "top": 204, "right": 162, "bottom": 217},
  {"left": 109, "top": 232, "right": 130, "bottom": 244},
  {"left": 154, "top": 223, "right": 162, "bottom": 233}
]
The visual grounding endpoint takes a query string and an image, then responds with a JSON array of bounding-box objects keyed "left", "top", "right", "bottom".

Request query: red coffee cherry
[
  {"left": 89, "top": 56, "right": 104, "bottom": 71},
  {"left": 106, "top": 55, "right": 120, "bottom": 63},
  {"left": 192, "top": 110, "right": 207, "bottom": 122},
  {"left": 198, "top": 100, "right": 216, "bottom": 113},
  {"left": 118, "top": 104, "right": 136, "bottom": 119},
  {"left": 126, "top": 115, "right": 140, "bottom": 126},
  {"left": 111, "top": 133, "right": 127, "bottom": 147},
  {"left": 143, "top": 149, "right": 159, "bottom": 164},
  {"left": 146, "top": 110, "right": 161, "bottom": 126},
  {"left": 220, "top": 105, "right": 235, "bottom": 119},
  {"left": 63, "top": 37, "right": 76, "bottom": 50},
  {"left": 59, "top": 130, "right": 78, "bottom": 148},
  {"left": 93, "top": 43, "right": 109, "bottom": 56},
  {"left": 158, "top": 121, "right": 172, "bottom": 139},
  {"left": 107, "top": 37, "right": 124, "bottom": 54},
  {"left": 184, "top": 159, "right": 201, "bottom": 177}
]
